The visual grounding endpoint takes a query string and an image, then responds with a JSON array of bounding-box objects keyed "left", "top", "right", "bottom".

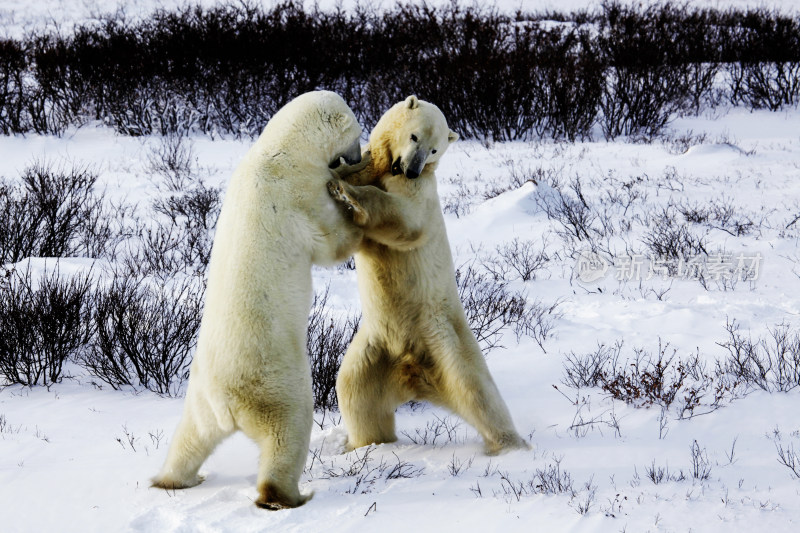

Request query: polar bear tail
[{"left": 208, "top": 394, "right": 236, "bottom": 433}]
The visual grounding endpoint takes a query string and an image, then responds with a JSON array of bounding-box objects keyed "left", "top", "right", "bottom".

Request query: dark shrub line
[{"left": 0, "top": 1, "right": 798, "bottom": 140}]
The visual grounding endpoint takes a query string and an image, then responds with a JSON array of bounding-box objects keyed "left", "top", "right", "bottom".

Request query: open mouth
[{"left": 391, "top": 157, "right": 403, "bottom": 176}]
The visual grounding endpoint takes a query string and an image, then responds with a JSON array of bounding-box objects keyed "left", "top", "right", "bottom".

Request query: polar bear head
[
  {"left": 370, "top": 95, "right": 458, "bottom": 179},
  {"left": 264, "top": 90, "right": 364, "bottom": 169}
]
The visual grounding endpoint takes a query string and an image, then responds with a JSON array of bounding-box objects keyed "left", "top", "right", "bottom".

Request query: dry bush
[
  {"left": 0, "top": 161, "right": 120, "bottom": 264},
  {"left": 718, "top": 320, "right": 800, "bottom": 393},
  {"left": 3, "top": 2, "right": 798, "bottom": 137},
  {"left": 80, "top": 270, "right": 205, "bottom": 397},
  {"left": 306, "top": 287, "right": 360, "bottom": 411},
  {"left": 562, "top": 339, "right": 740, "bottom": 418},
  {"left": 457, "top": 263, "right": 559, "bottom": 353},
  {"left": 0, "top": 264, "right": 94, "bottom": 386}
]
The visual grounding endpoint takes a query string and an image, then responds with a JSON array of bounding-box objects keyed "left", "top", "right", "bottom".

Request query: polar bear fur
[
  {"left": 151, "top": 91, "right": 371, "bottom": 510},
  {"left": 328, "top": 96, "right": 528, "bottom": 455}
]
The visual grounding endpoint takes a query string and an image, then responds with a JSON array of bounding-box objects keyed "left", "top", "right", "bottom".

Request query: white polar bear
[
  {"left": 151, "top": 91, "right": 370, "bottom": 510},
  {"left": 328, "top": 96, "right": 528, "bottom": 455}
]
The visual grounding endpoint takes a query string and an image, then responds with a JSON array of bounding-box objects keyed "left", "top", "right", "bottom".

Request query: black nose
[{"left": 405, "top": 169, "right": 419, "bottom": 179}]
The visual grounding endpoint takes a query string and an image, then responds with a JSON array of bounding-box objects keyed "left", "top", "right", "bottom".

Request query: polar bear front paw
[{"left": 327, "top": 179, "right": 369, "bottom": 226}]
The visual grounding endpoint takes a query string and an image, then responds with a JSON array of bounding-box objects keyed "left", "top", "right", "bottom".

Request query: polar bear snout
[
  {"left": 404, "top": 163, "right": 421, "bottom": 179},
  {"left": 343, "top": 138, "right": 364, "bottom": 165},
  {"left": 406, "top": 150, "right": 427, "bottom": 179},
  {"left": 392, "top": 153, "right": 426, "bottom": 180},
  {"left": 329, "top": 138, "right": 362, "bottom": 169}
]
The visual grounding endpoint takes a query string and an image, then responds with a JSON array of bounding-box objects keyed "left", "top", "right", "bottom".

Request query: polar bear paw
[
  {"left": 255, "top": 482, "right": 313, "bottom": 510},
  {"left": 151, "top": 472, "right": 205, "bottom": 490},
  {"left": 327, "top": 179, "right": 369, "bottom": 226},
  {"left": 330, "top": 149, "right": 372, "bottom": 182},
  {"left": 485, "top": 433, "right": 531, "bottom": 456}
]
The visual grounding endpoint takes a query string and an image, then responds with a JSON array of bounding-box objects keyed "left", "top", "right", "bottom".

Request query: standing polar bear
[
  {"left": 328, "top": 95, "right": 528, "bottom": 455},
  {"left": 151, "top": 91, "right": 370, "bottom": 510}
]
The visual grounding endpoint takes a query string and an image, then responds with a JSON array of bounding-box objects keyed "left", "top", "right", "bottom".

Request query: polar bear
[
  {"left": 151, "top": 91, "right": 372, "bottom": 510},
  {"left": 328, "top": 96, "right": 528, "bottom": 455}
]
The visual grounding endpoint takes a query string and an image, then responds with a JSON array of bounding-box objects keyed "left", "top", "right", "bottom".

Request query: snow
[{"left": 2, "top": 0, "right": 800, "bottom": 532}]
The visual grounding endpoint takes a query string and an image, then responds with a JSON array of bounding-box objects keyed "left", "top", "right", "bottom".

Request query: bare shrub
[
  {"left": 730, "top": 62, "right": 800, "bottom": 110},
  {"left": 3, "top": 2, "right": 800, "bottom": 137},
  {"left": 121, "top": 171, "right": 221, "bottom": 279},
  {"left": 385, "top": 451, "right": 425, "bottom": 479},
  {"left": 80, "top": 270, "right": 204, "bottom": 397},
  {"left": 600, "top": 342, "right": 687, "bottom": 409},
  {"left": 479, "top": 161, "right": 559, "bottom": 201},
  {"left": 561, "top": 339, "right": 739, "bottom": 418},
  {"left": 321, "top": 446, "right": 423, "bottom": 494},
  {"left": 152, "top": 181, "right": 221, "bottom": 231},
  {"left": 600, "top": 172, "right": 648, "bottom": 217},
  {"left": 535, "top": 176, "right": 598, "bottom": 242},
  {"left": 401, "top": 415, "right": 464, "bottom": 447},
  {"left": 142, "top": 136, "right": 222, "bottom": 276},
  {"left": 335, "top": 256, "right": 356, "bottom": 272},
  {"left": 644, "top": 460, "right": 685, "bottom": 484},
  {"left": 718, "top": 319, "right": 800, "bottom": 393},
  {"left": 0, "top": 264, "right": 94, "bottom": 386},
  {"left": 569, "top": 479, "right": 598, "bottom": 515},
  {"left": 597, "top": 2, "right": 720, "bottom": 139},
  {"left": 642, "top": 207, "right": 708, "bottom": 271},
  {"left": 442, "top": 180, "right": 476, "bottom": 218},
  {"left": 661, "top": 130, "right": 709, "bottom": 155},
  {"left": 599, "top": 67, "right": 688, "bottom": 139},
  {"left": 481, "top": 237, "right": 550, "bottom": 282},
  {"left": 529, "top": 457, "right": 575, "bottom": 495},
  {"left": 775, "top": 442, "right": 800, "bottom": 479},
  {"left": 306, "top": 287, "right": 360, "bottom": 411},
  {"left": 496, "top": 455, "right": 596, "bottom": 513},
  {"left": 0, "top": 40, "right": 27, "bottom": 134},
  {"left": 447, "top": 452, "right": 475, "bottom": 477},
  {"left": 677, "top": 196, "right": 756, "bottom": 237},
  {"left": 690, "top": 440, "right": 712, "bottom": 481},
  {"left": 321, "top": 446, "right": 384, "bottom": 494},
  {"left": 146, "top": 134, "right": 198, "bottom": 191},
  {"left": 0, "top": 413, "right": 22, "bottom": 435},
  {"left": 562, "top": 341, "right": 622, "bottom": 389},
  {"left": 150, "top": 182, "right": 222, "bottom": 274},
  {"left": 0, "top": 162, "right": 120, "bottom": 264},
  {"left": 456, "top": 263, "right": 559, "bottom": 353}
]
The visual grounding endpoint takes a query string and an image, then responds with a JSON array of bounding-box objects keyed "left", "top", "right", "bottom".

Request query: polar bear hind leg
[
  {"left": 426, "top": 337, "right": 529, "bottom": 455},
  {"left": 337, "top": 332, "right": 405, "bottom": 450},
  {"left": 230, "top": 384, "right": 315, "bottom": 509},
  {"left": 151, "top": 397, "right": 232, "bottom": 489}
]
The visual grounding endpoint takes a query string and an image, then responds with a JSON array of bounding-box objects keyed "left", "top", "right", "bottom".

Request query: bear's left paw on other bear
[{"left": 327, "top": 178, "right": 369, "bottom": 226}]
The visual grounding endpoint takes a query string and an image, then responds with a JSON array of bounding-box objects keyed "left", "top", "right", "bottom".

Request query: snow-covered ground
[
  {"left": 2, "top": 1, "right": 800, "bottom": 532},
  {"left": 2, "top": 104, "right": 799, "bottom": 531}
]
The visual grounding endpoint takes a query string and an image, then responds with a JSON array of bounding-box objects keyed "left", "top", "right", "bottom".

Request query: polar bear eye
[
  {"left": 431, "top": 149, "right": 437, "bottom": 154},
  {"left": 410, "top": 134, "right": 418, "bottom": 142}
]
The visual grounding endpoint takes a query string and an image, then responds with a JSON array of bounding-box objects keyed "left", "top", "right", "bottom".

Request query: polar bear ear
[
  {"left": 448, "top": 130, "right": 459, "bottom": 143},
  {"left": 405, "top": 95, "right": 419, "bottom": 109},
  {"left": 329, "top": 111, "right": 353, "bottom": 130}
]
